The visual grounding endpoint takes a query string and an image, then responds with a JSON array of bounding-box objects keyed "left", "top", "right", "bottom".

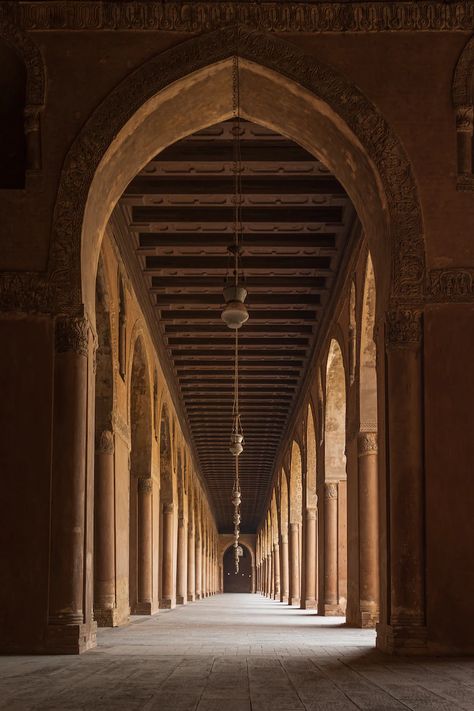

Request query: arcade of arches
[{"left": 1, "top": 3, "right": 474, "bottom": 706}]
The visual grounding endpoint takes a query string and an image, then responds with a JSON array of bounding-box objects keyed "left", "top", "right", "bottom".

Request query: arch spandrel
[
  {"left": 48, "top": 26, "right": 425, "bottom": 320},
  {"left": 306, "top": 404, "right": 317, "bottom": 509},
  {"left": 325, "top": 338, "right": 347, "bottom": 483},
  {"left": 289, "top": 441, "right": 303, "bottom": 525}
]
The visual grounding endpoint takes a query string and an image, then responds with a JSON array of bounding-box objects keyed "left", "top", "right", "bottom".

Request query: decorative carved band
[
  {"left": 16, "top": 2, "right": 474, "bottom": 32},
  {"left": 0, "top": 272, "right": 53, "bottom": 313},
  {"left": 386, "top": 308, "right": 422, "bottom": 348},
  {"left": 357, "top": 432, "right": 378, "bottom": 456},
  {"left": 138, "top": 478, "right": 153, "bottom": 494},
  {"left": 55, "top": 315, "right": 90, "bottom": 356},
  {"left": 429, "top": 269, "right": 474, "bottom": 301},
  {"left": 96, "top": 429, "right": 114, "bottom": 455},
  {"left": 325, "top": 483, "right": 338, "bottom": 499}
]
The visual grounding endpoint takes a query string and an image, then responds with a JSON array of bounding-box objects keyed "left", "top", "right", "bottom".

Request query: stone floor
[{"left": 2, "top": 594, "right": 474, "bottom": 710}]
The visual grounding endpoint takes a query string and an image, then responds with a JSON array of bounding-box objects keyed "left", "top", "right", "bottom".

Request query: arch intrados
[
  {"left": 49, "top": 27, "right": 425, "bottom": 320},
  {"left": 452, "top": 35, "right": 474, "bottom": 106}
]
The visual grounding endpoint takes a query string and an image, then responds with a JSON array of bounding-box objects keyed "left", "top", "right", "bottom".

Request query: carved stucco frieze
[
  {"left": 55, "top": 314, "right": 90, "bottom": 356},
  {"left": 386, "top": 307, "right": 423, "bottom": 348},
  {"left": 428, "top": 269, "right": 474, "bottom": 301},
  {"left": 16, "top": 2, "right": 474, "bottom": 33}
]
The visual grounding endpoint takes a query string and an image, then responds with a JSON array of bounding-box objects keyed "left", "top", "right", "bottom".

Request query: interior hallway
[{"left": 2, "top": 595, "right": 474, "bottom": 711}]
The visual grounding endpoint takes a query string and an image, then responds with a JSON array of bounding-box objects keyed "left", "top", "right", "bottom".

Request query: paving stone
[{"left": 1, "top": 595, "right": 473, "bottom": 710}]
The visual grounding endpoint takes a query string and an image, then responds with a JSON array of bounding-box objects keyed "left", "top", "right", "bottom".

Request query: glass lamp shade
[
  {"left": 221, "top": 284, "right": 249, "bottom": 330},
  {"left": 229, "top": 432, "right": 244, "bottom": 456}
]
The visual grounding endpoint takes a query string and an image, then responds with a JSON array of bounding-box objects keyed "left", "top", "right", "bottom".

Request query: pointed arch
[
  {"left": 325, "top": 339, "right": 347, "bottom": 482},
  {"left": 50, "top": 26, "right": 424, "bottom": 317},
  {"left": 360, "top": 253, "right": 378, "bottom": 432},
  {"left": 306, "top": 404, "right": 317, "bottom": 509}
]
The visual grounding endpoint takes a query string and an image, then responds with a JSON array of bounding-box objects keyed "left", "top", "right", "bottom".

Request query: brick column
[
  {"left": 302, "top": 507, "right": 317, "bottom": 609},
  {"left": 94, "top": 430, "right": 117, "bottom": 627},
  {"left": 273, "top": 543, "right": 280, "bottom": 599},
  {"left": 136, "top": 478, "right": 153, "bottom": 613},
  {"left": 377, "top": 308, "right": 426, "bottom": 652},
  {"left": 280, "top": 533, "right": 289, "bottom": 603},
  {"left": 288, "top": 523, "right": 300, "bottom": 605},
  {"left": 160, "top": 503, "right": 174, "bottom": 608},
  {"left": 358, "top": 432, "right": 379, "bottom": 627},
  {"left": 176, "top": 516, "right": 187, "bottom": 605},
  {"left": 47, "top": 316, "right": 96, "bottom": 653},
  {"left": 187, "top": 528, "right": 195, "bottom": 602},
  {"left": 323, "top": 482, "right": 341, "bottom": 615}
]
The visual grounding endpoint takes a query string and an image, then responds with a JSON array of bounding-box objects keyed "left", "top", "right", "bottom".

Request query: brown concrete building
[{"left": 1, "top": 1, "right": 474, "bottom": 708}]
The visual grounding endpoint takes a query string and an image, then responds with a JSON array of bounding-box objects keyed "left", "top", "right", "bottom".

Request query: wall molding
[{"left": 8, "top": 1, "right": 474, "bottom": 33}]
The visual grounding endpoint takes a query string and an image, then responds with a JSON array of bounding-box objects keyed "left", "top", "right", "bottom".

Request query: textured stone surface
[{"left": 1, "top": 595, "right": 474, "bottom": 710}]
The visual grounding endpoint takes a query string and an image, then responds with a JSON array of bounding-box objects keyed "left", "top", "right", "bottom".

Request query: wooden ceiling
[{"left": 118, "top": 119, "right": 355, "bottom": 532}]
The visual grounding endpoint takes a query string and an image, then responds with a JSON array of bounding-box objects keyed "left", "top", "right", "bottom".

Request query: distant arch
[
  {"left": 306, "top": 404, "right": 317, "bottom": 509},
  {"left": 223, "top": 543, "right": 253, "bottom": 593}
]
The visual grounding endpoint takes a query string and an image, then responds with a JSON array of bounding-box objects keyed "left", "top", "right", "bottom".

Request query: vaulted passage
[{"left": 1, "top": 8, "right": 474, "bottom": 709}]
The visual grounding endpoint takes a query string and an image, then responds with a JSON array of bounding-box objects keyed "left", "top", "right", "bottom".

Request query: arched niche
[
  {"left": 94, "top": 255, "right": 114, "bottom": 438},
  {"left": 289, "top": 441, "right": 303, "bottom": 525},
  {"left": 360, "top": 253, "right": 378, "bottom": 433},
  {"left": 223, "top": 543, "right": 253, "bottom": 593},
  {"left": 306, "top": 404, "right": 317, "bottom": 509},
  {"left": 349, "top": 280, "right": 357, "bottom": 386},
  {"left": 50, "top": 27, "right": 424, "bottom": 319},
  {"left": 325, "top": 339, "right": 347, "bottom": 482},
  {"left": 159, "top": 402, "right": 173, "bottom": 507}
]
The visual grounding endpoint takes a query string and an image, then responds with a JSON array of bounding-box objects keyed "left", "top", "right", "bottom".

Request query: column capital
[
  {"left": 280, "top": 533, "right": 288, "bottom": 545},
  {"left": 163, "top": 502, "right": 174, "bottom": 514},
  {"left": 138, "top": 478, "right": 153, "bottom": 494},
  {"left": 456, "top": 104, "right": 474, "bottom": 132},
  {"left": 95, "top": 429, "right": 114, "bottom": 455},
  {"left": 357, "top": 431, "right": 378, "bottom": 456},
  {"left": 306, "top": 507, "right": 317, "bottom": 521},
  {"left": 273, "top": 542, "right": 280, "bottom": 552},
  {"left": 324, "top": 482, "right": 338, "bottom": 500},
  {"left": 55, "top": 315, "right": 90, "bottom": 357}
]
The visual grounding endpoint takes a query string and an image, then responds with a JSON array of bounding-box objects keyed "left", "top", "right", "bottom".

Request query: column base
[
  {"left": 301, "top": 598, "right": 318, "bottom": 610},
  {"left": 176, "top": 595, "right": 188, "bottom": 605},
  {"left": 159, "top": 598, "right": 176, "bottom": 610},
  {"left": 288, "top": 597, "right": 300, "bottom": 606},
  {"left": 187, "top": 593, "right": 196, "bottom": 602},
  {"left": 376, "top": 622, "right": 428, "bottom": 654},
  {"left": 94, "top": 606, "right": 126, "bottom": 627},
  {"left": 280, "top": 594, "right": 288, "bottom": 603},
  {"left": 132, "top": 601, "right": 157, "bottom": 616},
  {"left": 46, "top": 621, "right": 97, "bottom": 654},
  {"left": 320, "top": 603, "right": 345, "bottom": 616}
]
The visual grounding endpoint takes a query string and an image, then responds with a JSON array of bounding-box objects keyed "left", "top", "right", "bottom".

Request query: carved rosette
[
  {"left": 138, "top": 478, "right": 153, "bottom": 494},
  {"left": 325, "top": 483, "right": 338, "bottom": 500},
  {"left": 96, "top": 429, "right": 114, "bottom": 455},
  {"left": 385, "top": 308, "right": 422, "bottom": 349},
  {"left": 357, "top": 432, "right": 378, "bottom": 456},
  {"left": 55, "top": 315, "right": 90, "bottom": 356}
]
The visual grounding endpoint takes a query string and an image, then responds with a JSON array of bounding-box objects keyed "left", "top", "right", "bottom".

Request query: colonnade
[{"left": 256, "top": 248, "right": 380, "bottom": 630}]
